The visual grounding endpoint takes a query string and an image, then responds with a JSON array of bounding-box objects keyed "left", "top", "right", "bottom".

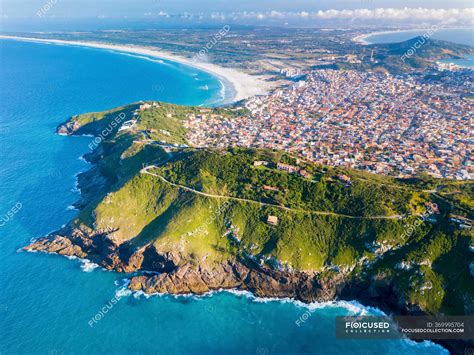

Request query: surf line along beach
[{"left": 0, "top": 35, "right": 271, "bottom": 104}]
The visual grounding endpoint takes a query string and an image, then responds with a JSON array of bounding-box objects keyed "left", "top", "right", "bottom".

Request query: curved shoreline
[
  {"left": 1, "top": 34, "right": 452, "bottom": 355},
  {"left": 0, "top": 35, "right": 270, "bottom": 104},
  {"left": 353, "top": 27, "right": 474, "bottom": 45}
]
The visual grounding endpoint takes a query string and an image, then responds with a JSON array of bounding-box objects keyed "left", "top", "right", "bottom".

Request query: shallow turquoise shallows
[{"left": 0, "top": 39, "right": 447, "bottom": 354}]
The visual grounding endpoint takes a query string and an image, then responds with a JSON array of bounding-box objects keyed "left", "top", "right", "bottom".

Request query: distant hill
[
  {"left": 372, "top": 36, "right": 474, "bottom": 60},
  {"left": 338, "top": 37, "right": 474, "bottom": 74}
]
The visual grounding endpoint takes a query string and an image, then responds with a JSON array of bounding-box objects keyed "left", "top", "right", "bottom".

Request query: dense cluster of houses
[{"left": 185, "top": 69, "right": 473, "bottom": 180}]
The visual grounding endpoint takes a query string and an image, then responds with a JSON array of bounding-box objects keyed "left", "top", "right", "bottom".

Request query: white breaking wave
[
  {"left": 127, "top": 286, "right": 381, "bottom": 316},
  {"left": 112, "top": 51, "right": 168, "bottom": 65},
  {"left": 221, "top": 289, "right": 383, "bottom": 315},
  {"left": 80, "top": 259, "right": 99, "bottom": 272}
]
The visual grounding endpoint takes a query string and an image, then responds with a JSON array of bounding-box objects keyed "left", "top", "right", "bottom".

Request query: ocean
[{"left": 0, "top": 39, "right": 447, "bottom": 354}]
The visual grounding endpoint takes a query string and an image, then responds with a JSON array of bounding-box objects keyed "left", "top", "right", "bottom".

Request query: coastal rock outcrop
[
  {"left": 23, "top": 102, "right": 474, "bottom": 355},
  {"left": 25, "top": 236, "right": 87, "bottom": 258},
  {"left": 128, "top": 257, "right": 344, "bottom": 303},
  {"left": 25, "top": 231, "right": 344, "bottom": 303},
  {"left": 57, "top": 119, "right": 82, "bottom": 135}
]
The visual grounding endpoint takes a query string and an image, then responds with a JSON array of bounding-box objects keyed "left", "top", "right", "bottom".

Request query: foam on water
[
  {"left": 80, "top": 259, "right": 99, "bottom": 272},
  {"left": 0, "top": 38, "right": 448, "bottom": 354}
]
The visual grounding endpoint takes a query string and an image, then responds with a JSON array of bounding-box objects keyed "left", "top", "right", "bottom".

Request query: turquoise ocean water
[{"left": 0, "top": 39, "right": 447, "bottom": 354}]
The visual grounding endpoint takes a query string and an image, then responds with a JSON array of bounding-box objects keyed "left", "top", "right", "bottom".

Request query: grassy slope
[
  {"left": 66, "top": 102, "right": 473, "bottom": 314},
  {"left": 156, "top": 148, "right": 429, "bottom": 217}
]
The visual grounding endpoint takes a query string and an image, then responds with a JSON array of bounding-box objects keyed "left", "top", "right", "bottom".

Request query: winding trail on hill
[{"left": 141, "top": 165, "right": 403, "bottom": 220}]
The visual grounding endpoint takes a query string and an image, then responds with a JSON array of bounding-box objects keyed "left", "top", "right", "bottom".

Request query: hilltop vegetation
[
  {"left": 29, "top": 102, "right": 473, "bottom": 317},
  {"left": 156, "top": 148, "right": 429, "bottom": 217},
  {"left": 337, "top": 37, "right": 474, "bottom": 74}
]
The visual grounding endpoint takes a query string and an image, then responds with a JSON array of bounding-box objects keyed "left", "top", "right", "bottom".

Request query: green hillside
[{"left": 43, "top": 102, "right": 474, "bottom": 315}]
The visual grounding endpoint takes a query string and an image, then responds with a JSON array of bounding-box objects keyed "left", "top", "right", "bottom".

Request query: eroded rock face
[
  {"left": 129, "top": 260, "right": 246, "bottom": 295},
  {"left": 33, "top": 113, "right": 345, "bottom": 303},
  {"left": 24, "top": 228, "right": 345, "bottom": 303},
  {"left": 25, "top": 236, "right": 87, "bottom": 259},
  {"left": 57, "top": 120, "right": 81, "bottom": 135},
  {"left": 127, "top": 257, "right": 344, "bottom": 303},
  {"left": 24, "top": 226, "right": 175, "bottom": 271},
  {"left": 73, "top": 166, "right": 109, "bottom": 210}
]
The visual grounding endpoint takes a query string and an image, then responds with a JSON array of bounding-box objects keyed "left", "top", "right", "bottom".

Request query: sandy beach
[
  {"left": 352, "top": 30, "right": 404, "bottom": 45},
  {"left": 0, "top": 35, "right": 271, "bottom": 104},
  {"left": 352, "top": 27, "right": 474, "bottom": 45}
]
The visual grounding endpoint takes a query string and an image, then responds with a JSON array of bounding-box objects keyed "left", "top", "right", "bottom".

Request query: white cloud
[
  {"left": 312, "top": 7, "right": 474, "bottom": 21},
  {"left": 269, "top": 11, "right": 284, "bottom": 18},
  {"left": 213, "top": 8, "right": 474, "bottom": 24}
]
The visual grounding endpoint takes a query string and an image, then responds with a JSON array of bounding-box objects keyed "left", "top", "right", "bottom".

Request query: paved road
[{"left": 141, "top": 165, "right": 403, "bottom": 220}]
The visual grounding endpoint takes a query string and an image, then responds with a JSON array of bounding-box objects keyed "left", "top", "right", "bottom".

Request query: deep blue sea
[{"left": 0, "top": 39, "right": 447, "bottom": 354}]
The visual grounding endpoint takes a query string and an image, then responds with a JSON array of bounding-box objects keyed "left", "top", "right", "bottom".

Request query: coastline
[
  {"left": 438, "top": 55, "right": 474, "bottom": 68},
  {"left": 352, "top": 30, "right": 399, "bottom": 45},
  {"left": 22, "top": 109, "right": 457, "bottom": 353},
  {"left": 1, "top": 34, "right": 456, "bottom": 355},
  {"left": 353, "top": 27, "right": 474, "bottom": 45},
  {"left": 0, "top": 35, "right": 271, "bottom": 104}
]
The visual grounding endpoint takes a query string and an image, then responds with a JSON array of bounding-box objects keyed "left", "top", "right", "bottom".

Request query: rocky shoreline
[
  {"left": 25, "top": 229, "right": 470, "bottom": 354},
  {"left": 25, "top": 226, "right": 344, "bottom": 303},
  {"left": 24, "top": 119, "right": 471, "bottom": 355},
  {"left": 20, "top": 118, "right": 414, "bottom": 306}
]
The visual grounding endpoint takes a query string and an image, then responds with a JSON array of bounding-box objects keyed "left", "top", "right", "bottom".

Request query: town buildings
[{"left": 185, "top": 69, "right": 473, "bottom": 179}]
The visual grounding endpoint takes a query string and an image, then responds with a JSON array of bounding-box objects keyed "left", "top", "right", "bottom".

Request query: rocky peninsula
[{"left": 25, "top": 101, "right": 473, "bottom": 354}]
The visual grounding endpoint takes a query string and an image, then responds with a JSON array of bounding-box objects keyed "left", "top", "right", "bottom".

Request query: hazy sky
[
  {"left": 0, "top": 0, "right": 473, "bottom": 32},
  {"left": 1, "top": 0, "right": 473, "bottom": 18}
]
